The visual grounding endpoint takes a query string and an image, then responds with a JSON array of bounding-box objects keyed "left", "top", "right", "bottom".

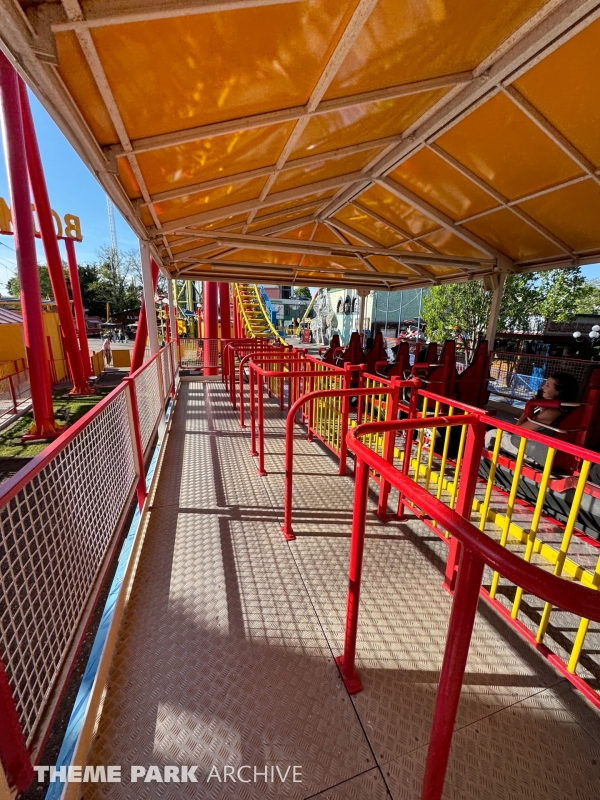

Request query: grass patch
[{"left": 0, "top": 388, "right": 113, "bottom": 458}]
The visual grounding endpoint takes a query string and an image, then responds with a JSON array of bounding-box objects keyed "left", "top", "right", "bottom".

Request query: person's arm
[{"left": 518, "top": 407, "right": 562, "bottom": 431}]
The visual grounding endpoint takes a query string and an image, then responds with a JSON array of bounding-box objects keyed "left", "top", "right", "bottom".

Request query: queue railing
[
  {"left": 387, "top": 387, "right": 600, "bottom": 707},
  {"left": 0, "top": 347, "right": 177, "bottom": 793},
  {"left": 339, "top": 413, "right": 600, "bottom": 800},
  {"left": 0, "top": 365, "right": 31, "bottom": 424}
]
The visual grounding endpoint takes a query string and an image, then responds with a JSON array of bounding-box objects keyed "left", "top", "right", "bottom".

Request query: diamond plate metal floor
[{"left": 81, "top": 381, "right": 600, "bottom": 800}]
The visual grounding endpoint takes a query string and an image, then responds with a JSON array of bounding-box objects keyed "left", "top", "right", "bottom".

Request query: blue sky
[
  {"left": 0, "top": 88, "right": 599, "bottom": 294},
  {"left": 0, "top": 88, "right": 138, "bottom": 293}
]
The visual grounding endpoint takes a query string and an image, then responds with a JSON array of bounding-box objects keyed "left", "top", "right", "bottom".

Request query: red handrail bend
[{"left": 337, "top": 416, "right": 600, "bottom": 800}]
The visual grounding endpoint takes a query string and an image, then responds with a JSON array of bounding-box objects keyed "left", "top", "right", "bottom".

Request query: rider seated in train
[{"left": 484, "top": 371, "right": 580, "bottom": 457}]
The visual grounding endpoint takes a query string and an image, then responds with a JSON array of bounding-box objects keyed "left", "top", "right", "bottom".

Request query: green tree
[
  {"left": 94, "top": 245, "right": 142, "bottom": 316},
  {"left": 293, "top": 286, "right": 312, "bottom": 300},
  {"left": 421, "top": 280, "right": 490, "bottom": 351},
  {"left": 537, "top": 267, "right": 588, "bottom": 320},
  {"left": 6, "top": 265, "right": 55, "bottom": 298},
  {"left": 575, "top": 278, "right": 600, "bottom": 315},
  {"left": 421, "top": 267, "right": 597, "bottom": 353}
]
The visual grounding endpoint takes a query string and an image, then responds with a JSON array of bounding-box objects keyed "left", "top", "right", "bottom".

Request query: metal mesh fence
[
  {"left": 489, "top": 352, "right": 595, "bottom": 402},
  {"left": 134, "top": 358, "right": 163, "bottom": 454},
  {"left": 0, "top": 370, "right": 31, "bottom": 423},
  {"left": 160, "top": 346, "right": 172, "bottom": 401},
  {"left": 179, "top": 338, "right": 220, "bottom": 370},
  {"left": 0, "top": 390, "right": 136, "bottom": 745}
]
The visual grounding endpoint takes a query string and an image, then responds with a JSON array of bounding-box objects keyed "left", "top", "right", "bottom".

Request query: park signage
[{"left": 0, "top": 196, "right": 82, "bottom": 240}]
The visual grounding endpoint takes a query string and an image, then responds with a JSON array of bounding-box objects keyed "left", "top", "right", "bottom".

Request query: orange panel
[
  {"left": 517, "top": 179, "right": 600, "bottom": 251},
  {"left": 154, "top": 177, "right": 266, "bottom": 224},
  {"left": 283, "top": 223, "right": 319, "bottom": 240},
  {"left": 90, "top": 1, "right": 358, "bottom": 140},
  {"left": 170, "top": 237, "right": 211, "bottom": 254},
  {"left": 270, "top": 149, "right": 379, "bottom": 194},
  {"left": 137, "top": 123, "right": 294, "bottom": 194},
  {"left": 334, "top": 204, "right": 406, "bottom": 247},
  {"left": 419, "top": 229, "right": 486, "bottom": 259},
  {"left": 55, "top": 32, "right": 118, "bottom": 145},
  {"left": 290, "top": 90, "right": 447, "bottom": 159},
  {"left": 325, "top": 0, "right": 547, "bottom": 99},
  {"left": 357, "top": 184, "right": 439, "bottom": 236},
  {"left": 396, "top": 241, "right": 433, "bottom": 254},
  {"left": 218, "top": 248, "right": 302, "bottom": 266},
  {"left": 301, "top": 254, "right": 364, "bottom": 270},
  {"left": 390, "top": 148, "right": 499, "bottom": 221},
  {"left": 312, "top": 222, "right": 349, "bottom": 245},
  {"left": 366, "top": 256, "right": 413, "bottom": 275},
  {"left": 175, "top": 244, "right": 230, "bottom": 259},
  {"left": 426, "top": 264, "right": 465, "bottom": 276},
  {"left": 247, "top": 207, "right": 321, "bottom": 232},
  {"left": 463, "top": 208, "right": 563, "bottom": 261},
  {"left": 515, "top": 19, "right": 600, "bottom": 168},
  {"left": 199, "top": 213, "right": 249, "bottom": 230},
  {"left": 116, "top": 157, "right": 142, "bottom": 199},
  {"left": 140, "top": 206, "right": 154, "bottom": 227},
  {"left": 436, "top": 93, "right": 583, "bottom": 200},
  {"left": 255, "top": 190, "right": 336, "bottom": 217}
]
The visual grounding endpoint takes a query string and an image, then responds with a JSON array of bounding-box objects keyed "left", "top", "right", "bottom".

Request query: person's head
[
  {"left": 541, "top": 372, "right": 579, "bottom": 402},
  {"left": 364, "top": 336, "right": 373, "bottom": 350}
]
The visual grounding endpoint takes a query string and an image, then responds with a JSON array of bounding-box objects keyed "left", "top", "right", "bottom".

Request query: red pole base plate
[
  {"left": 281, "top": 526, "right": 295, "bottom": 541},
  {"left": 67, "top": 387, "right": 96, "bottom": 397},
  {"left": 335, "top": 655, "right": 363, "bottom": 695}
]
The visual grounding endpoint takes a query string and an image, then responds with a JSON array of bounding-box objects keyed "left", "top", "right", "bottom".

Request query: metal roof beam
[
  {"left": 372, "top": 0, "right": 600, "bottom": 177},
  {"left": 51, "top": 0, "right": 304, "bottom": 30},
  {"left": 102, "top": 72, "right": 471, "bottom": 159},
  {"left": 148, "top": 172, "right": 366, "bottom": 235},
  {"left": 177, "top": 258, "right": 408, "bottom": 286},
  {"left": 326, "top": 219, "right": 438, "bottom": 283},
  {"left": 138, "top": 135, "right": 400, "bottom": 207},
  {"left": 376, "top": 177, "right": 505, "bottom": 260},
  {"left": 196, "top": 230, "right": 493, "bottom": 267}
]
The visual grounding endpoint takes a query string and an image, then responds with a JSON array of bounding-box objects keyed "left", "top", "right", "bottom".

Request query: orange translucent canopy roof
[{"left": 6, "top": 0, "right": 600, "bottom": 289}]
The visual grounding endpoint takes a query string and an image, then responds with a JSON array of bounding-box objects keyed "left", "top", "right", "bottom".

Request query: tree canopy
[
  {"left": 5, "top": 245, "right": 143, "bottom": 318},
  {"left": 421, "top": 267, "right": 599, "bottom": 350},
  {"left": 293, "top": 286, "right": 312, "bottom": 300}
]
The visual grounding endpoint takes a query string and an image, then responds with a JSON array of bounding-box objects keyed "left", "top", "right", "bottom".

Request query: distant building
[{"left": 262, "top": 285, "right": 310, "bottom": 326}]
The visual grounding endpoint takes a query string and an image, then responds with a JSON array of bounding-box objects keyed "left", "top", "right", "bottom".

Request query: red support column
[
  {"left": 130, "top": 258, "right": 159, "bottom": 374},
  {"left": 233, "top": 292, "right": 239, "bottom": 338},
  {"left": 64, "top": 237, "right": 92, "bottom": 378},
  {"left": 203, "top": 281, "right": 219, "bottom": 375},
  {"left": 0, "top": 53, "right": 59, "bottom": 438},
  {"left": 218, "top": 282, "right": 231, "bottom": 340},
  {"left": 19, "top": 79, "right": 91, "bottom": 396}
]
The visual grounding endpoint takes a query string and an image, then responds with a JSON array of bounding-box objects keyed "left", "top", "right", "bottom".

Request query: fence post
[
  {"left": 257, "top": 372, "right": 267, "bottom": 476},
  {"left": 8, "top": 374, "right": 18, "bottom": 415},
  {"left": 307, "top": 361, "right": 315, "bottom": 441},
  {"left": 249, "top": 363, "right": 257, "bottom": 455},
  {"left": 339, "top": 364, "right": 353, "bottom": 476},
  {"left": 443, "top": 416, "right": 486, "bottom": 593},
  {"left": 124, "top": 377, "right": 147, "bottom": 510},
  {"left": 420, "top": 548, "right": 485, "bottom": 800},
  {"left": 377, "top": 379, "right": 401, "bottom": 520},
  {"left": 397, "top": 381, "right": 420, "bottom": 520},
  {"left": 335, "top": 453, "right": 370, "bottom": 694}
]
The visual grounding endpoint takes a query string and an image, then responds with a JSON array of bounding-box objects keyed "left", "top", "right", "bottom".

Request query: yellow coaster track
[{"left": 234, "top": 284, "right": 286, "bottom": 344}]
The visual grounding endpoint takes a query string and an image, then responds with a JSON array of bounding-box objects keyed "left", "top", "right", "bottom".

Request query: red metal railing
[
  {"left": 244, "top": 353, "right": 347, "bottom": 476},
  {"left": 0, "top": 345, "right": 178, "bottom": 793},
  {"left": 281, "top": 379, "right": 414, "bottom": 539},
  {"left": 340, "top": 414, "right": 600, "bottom": 800},
  {"left": 0, "top": 365, "right": 31, "bottom": 424}
]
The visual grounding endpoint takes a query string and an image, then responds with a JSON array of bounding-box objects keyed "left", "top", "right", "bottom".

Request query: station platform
[{"left": 81, "top": 379, "right": 600, "bottom": 800}]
